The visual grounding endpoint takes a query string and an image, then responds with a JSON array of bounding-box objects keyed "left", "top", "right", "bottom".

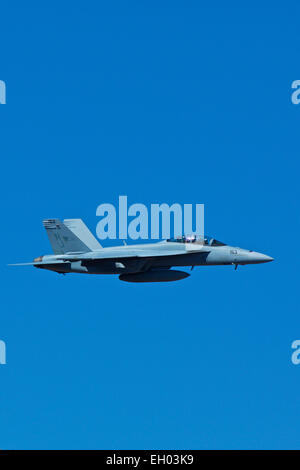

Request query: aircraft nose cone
[{"left": 253, "top": 252, "right": 274, "bottom": 263}]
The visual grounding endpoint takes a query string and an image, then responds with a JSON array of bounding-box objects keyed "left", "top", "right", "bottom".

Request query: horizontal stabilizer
[{"left": 8, "top": 262, "right": 40, "bottom": 266}]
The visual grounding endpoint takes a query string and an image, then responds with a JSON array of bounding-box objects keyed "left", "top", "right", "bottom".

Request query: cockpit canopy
[{"left": 166, "top": 235, "right": 226, "bottom": 246}]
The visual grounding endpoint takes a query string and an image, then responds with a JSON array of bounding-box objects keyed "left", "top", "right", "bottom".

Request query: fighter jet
[{"left": 9, "top": 219, "right": 274, "bottom": 282}]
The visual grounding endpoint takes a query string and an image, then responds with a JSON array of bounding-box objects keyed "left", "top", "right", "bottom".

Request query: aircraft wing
[{"left": 57, "top": 247, "right": 210, "bottom": 262}]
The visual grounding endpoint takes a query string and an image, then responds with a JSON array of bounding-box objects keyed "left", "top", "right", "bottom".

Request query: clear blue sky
[{"left": 1, "top": 1, "right": 299, "bottom": 449}]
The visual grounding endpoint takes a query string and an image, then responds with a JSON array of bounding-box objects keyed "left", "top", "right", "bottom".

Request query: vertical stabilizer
[
  {"left": 63, "top": 219, "right": 102, "bottom": 251},
  {"left": 43, "top": 219, "right": 92, "bottom": 254}
]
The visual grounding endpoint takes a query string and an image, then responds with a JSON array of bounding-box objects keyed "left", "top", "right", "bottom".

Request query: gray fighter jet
[{"left": 10, "top": 219, "right": 274, "bottom": 282}]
